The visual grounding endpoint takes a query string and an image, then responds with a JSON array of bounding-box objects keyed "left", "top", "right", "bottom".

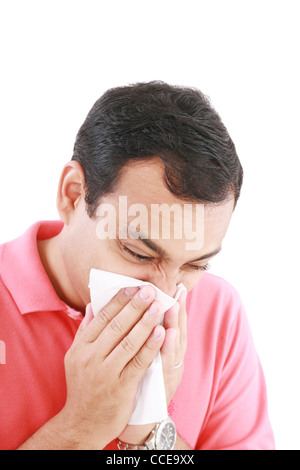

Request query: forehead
[
  {"left": 97, "top": 159, "right": 234, "bottom": 256},
  {"left": 115, "top": 159, "right": 181, "bottom": 206}
]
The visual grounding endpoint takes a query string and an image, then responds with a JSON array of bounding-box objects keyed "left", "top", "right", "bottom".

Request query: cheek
[
  {"left": 109, "top": 261, "right": 150, "bottom": 279},
  {"left": 89, "top": 241, "right": 140, "bottom": 277}
]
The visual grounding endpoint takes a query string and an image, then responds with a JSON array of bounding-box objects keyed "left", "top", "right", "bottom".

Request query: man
[{"left": 0, "top": 82, "right": 274, "bottom": 450}]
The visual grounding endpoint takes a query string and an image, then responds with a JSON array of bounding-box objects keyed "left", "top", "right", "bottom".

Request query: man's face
[{"left": 59, "top": 159, "right": 234, "bottom": 309}]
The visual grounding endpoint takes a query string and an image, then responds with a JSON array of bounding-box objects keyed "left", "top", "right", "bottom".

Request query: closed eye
[
  {"left": 187, "top": 263, "right": 211, "bottom": 272},
  {"left": 121, "top": 244, "right": 211, "bottom": 272},
  {"left": 122, "top": 244, "right": 153, "bottom": 261}
]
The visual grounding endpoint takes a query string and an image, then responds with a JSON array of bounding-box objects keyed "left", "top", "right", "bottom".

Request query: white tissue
[{"left": 88, "top": 268, "right": 186, "bottom": 425}]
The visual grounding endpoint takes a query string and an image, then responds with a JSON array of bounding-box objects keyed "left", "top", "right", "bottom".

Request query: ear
[{"left": 56, "top": 161, "right": 86, "bottom": 224}]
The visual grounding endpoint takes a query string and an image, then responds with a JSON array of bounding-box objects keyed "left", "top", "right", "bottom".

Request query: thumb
[{"left": 78, "top": 303, "right": 94, "bottom": 332}]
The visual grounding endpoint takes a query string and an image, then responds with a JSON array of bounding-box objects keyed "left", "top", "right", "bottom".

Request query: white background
[{"left": 0, "top": 0, "right": 299, "bottom": 450}]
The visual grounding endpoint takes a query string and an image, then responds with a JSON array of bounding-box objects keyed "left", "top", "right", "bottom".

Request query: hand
[
  {"left": 60, "top": 285, "right": 165, "bottom": 449},
  {"left": 117, "top": 290, "right": 187, "bottom": 447}
]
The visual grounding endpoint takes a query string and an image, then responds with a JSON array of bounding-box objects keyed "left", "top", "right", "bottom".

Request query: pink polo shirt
[{"left": 0, "top": 221, "right": 275, "bottom": 450}]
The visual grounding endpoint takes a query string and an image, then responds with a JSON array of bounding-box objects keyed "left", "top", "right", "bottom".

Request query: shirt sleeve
[{"left": 196, "top": 300, "right": 275, "bottom": 450}]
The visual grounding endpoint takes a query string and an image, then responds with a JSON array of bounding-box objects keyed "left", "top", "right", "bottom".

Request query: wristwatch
[{"left": 117, "top": 417, "right": 176, "bottom": 450}]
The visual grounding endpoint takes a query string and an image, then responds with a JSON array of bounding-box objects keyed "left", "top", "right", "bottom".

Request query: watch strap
[
  {"left": 117, "top": 428, "right": 156, "bottom": 450},
  {"left": 116, "top": 417, "right": 176, "bottom": 451}
]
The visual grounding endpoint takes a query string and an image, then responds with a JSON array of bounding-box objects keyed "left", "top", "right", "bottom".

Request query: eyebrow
[{"left": 127, "top": 229, "right": 222, "bottom": 263}]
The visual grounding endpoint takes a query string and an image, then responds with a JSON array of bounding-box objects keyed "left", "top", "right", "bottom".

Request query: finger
[
  {"left": 161, "top": 327, "right": 177, "bottom": 362},
  {"left": 161, "top": 294, "right": 187, "bottom": 367},
  {"left": 163, "top": 302, "right": 179, "bottom": 330},
  {"left": 122, "top": 325, "right": 166, "bottom": 382},
  {"left": 79, "top": 286, "right": 140, "bottom": 343},
  {"left": 94, "top": 285, "right": 158, "bottom": 356},
  {"left": 79, "top": 303, "right": 94, "bottom": 331},
  {"left": 73, "top": 303, "right": 95, "bottom": 341},
  {"left": 108, "top": 298, "right": 165, "bottom": 369},
  {"left": 177, "top": 295, "right": 188, "bottom": 356},
  {"left": 177, "top": 289, "right": 187, "bottom": 306},
  {"left": 162, "top": 302, "right": 180, "bottom": 365}
]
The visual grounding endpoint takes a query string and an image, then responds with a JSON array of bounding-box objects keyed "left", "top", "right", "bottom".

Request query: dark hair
[{"left": 72, "top": 81, "right": 243, "bottom": 217}]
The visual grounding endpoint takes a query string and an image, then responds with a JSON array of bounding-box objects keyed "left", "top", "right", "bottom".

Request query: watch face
[{"left": 156, "top": 418, "right": 176, "bottom": 450}]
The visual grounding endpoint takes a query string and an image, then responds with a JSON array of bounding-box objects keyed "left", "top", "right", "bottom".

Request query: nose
[{"left": 145, "top": 272, "right": 181, "bottom": 298}]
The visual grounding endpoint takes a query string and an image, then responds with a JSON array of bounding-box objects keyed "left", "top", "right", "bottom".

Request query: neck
[{"left": 37, "top": 235, "right": 85, "bottom": 313}]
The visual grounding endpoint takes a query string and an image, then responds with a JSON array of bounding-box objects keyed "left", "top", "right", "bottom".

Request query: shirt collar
[{"left": 0, "top": 220, "right": 82, "bottom": 319}]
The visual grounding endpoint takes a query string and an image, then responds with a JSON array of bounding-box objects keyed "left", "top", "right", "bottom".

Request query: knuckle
[
  {"left": 121, "top": 335, "right": 135, "bottom": 354},
  {"left": 96, "top": 306, "right": 112, "bottom": 325},
  {"left": 140, "top": 311, "right": 154, "bottom": 329},
  {"left": 114, "top": 291, "right": 128, "bottom": 308},
  {"left": 130, "top": 296, "right": 145, "bottom": 314},
  {"left": 141, "top": 303, "right": 163, "bottom": 329},
  {"left": 146, "top": 334, "right": 161, "bottom": 352},
  {"left": 109, "top": 316, "right": 122, "bottom": 334},
  {"left": 131, "top": 353, "right": 146, "bottom": 371}
]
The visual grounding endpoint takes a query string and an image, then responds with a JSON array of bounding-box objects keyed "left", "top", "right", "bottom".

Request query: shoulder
[
  {"left": 187, "top": 272, "right": 243, "bottom": 313},
  {"left": 186, "top": 272, "right": 247, "bottom": 339}
]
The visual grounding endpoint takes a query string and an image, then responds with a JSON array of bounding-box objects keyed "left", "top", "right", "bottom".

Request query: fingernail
[
  {"left": 148, "top": 301, "right": 160, "bottom": 315},
  {"left": 152, "top": 325, "right": 164, "bottom": 339},
  {"left": 125, "top": 286, "right": 139, "bottom": 297},
  {"left": 139, "top": 285, "right": 155, "bottom": 300}
]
